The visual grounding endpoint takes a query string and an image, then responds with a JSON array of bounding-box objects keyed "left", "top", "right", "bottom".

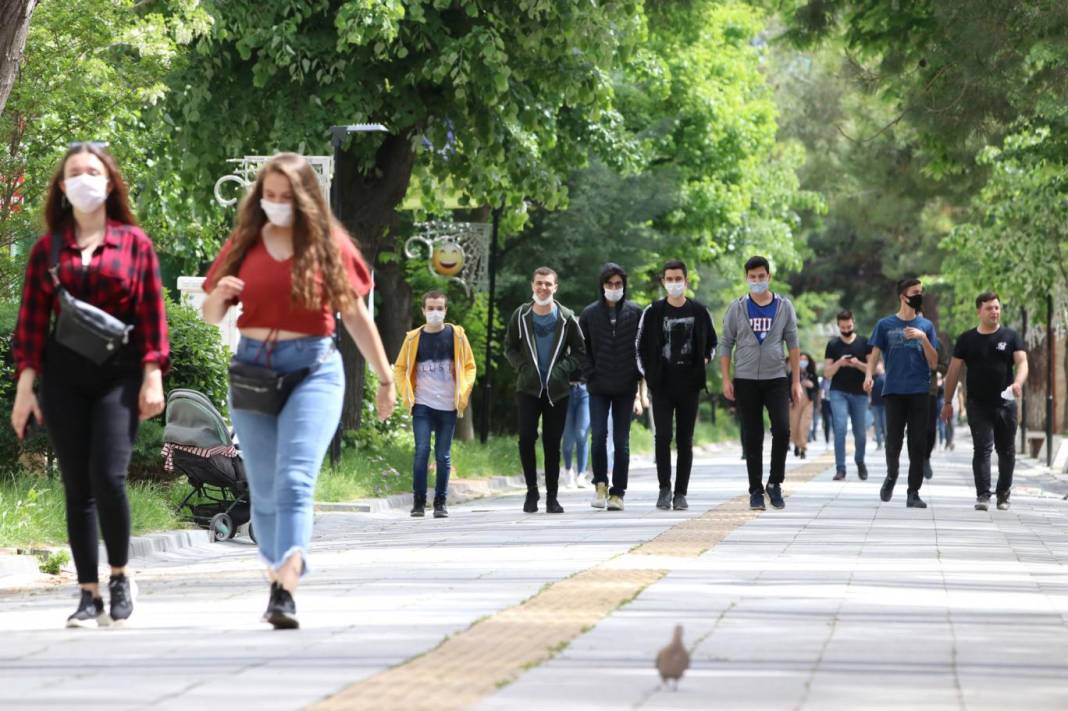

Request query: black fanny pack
[
  {"left": 50, "top": 233, "right": 134, "bottom": 365},
  {"left": 228, "top": 335, "right": 328, "bottom": 415}
]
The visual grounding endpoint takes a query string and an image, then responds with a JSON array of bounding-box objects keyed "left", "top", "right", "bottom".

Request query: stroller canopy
[{"left": 164, "top": 389, "right": 233, "bottom": 448}]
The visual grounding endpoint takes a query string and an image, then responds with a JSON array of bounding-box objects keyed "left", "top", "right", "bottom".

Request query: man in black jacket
[
  {"left": 504, "top": 266, "right": 586, "bottom": 514},
  {"left": 636, "top": 259, "right": 717, "bottom": 511},
  {"left": 580, "top": 263, "right": 644, "bottom": 512}
]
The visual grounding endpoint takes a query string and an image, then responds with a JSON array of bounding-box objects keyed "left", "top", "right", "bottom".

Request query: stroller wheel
[
  {"left": 209, "top": 513, "right": 235, "bottom": 542},
  {"left": 247, "top": 520, "right": 257, "bottom": 544}
]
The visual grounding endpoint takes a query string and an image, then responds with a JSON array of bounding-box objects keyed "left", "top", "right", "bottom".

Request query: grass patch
[{"left": 0, "top": 474, "right": 183, "bottom": 548}]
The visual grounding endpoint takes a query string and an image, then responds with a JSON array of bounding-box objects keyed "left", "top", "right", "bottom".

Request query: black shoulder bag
[
  {"left": 228, "top": 331, "right": 320, "bottom": 415},
  {"left": 49, "top": 233, "right": 134, "bottom": 365}
]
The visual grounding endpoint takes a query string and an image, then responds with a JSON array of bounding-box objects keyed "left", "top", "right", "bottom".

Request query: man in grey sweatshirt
[{"left": 719, "top": 256, "right": 803, "bottom": 511}]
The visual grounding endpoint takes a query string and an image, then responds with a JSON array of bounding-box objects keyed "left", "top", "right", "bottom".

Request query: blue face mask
[{"left": 749, "top": 280, "right": 769, "bottom": 294}]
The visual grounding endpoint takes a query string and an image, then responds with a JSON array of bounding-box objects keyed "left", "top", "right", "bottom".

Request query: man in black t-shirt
[
  {"left": 823, "top": 310, "right": 872, "bottom": 481},
  {"left": 942, "top": 292, "right": 1028, "bottom": 511}
]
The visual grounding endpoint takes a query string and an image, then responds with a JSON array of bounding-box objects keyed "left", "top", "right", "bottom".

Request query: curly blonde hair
[{"left": 214, "top": 152, "right": 358, "bottom": 311}]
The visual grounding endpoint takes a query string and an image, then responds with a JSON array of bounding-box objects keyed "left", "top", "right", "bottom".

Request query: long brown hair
[
  {"left": 43, "top": 144, "right": 137, "bottom": 234},
  {"left": 213, "top": 152, "right": 356, "bottom": 311}
]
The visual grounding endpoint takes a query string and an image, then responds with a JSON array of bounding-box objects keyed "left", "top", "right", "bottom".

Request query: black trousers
[
  {"left": 735, "top": 378, "right": 790, "bottom": 494},
  {"left": 883, "top": 393, "right": 929, "bottom": 494},
  {"left": 589, "top": 387, "right": 637, "bottom": 497},
  {"left": 652, "top": 388, "right": 700, "bottom": 496},
  {"left": 967, "top": 400, "right": 1017, "bottom": 498},
  {"left": 925, "top": 394, "right": 938, "bottom": 460},
  {"left": 40, "top": 342, "right": 142, "bottom": 584},
  {"left": 516, "top": 391, "right": 568, "bottom": 499}
]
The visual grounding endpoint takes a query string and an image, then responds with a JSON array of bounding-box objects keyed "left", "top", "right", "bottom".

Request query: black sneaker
[
  {"left": 545, "top": 498, "right": 564, "bottom": 514},
  {"left": 975, "top": 495, "right": 990, "bottom": 511},
  {"left": 433, "top": 496, "right": 448, "bottom": 518},
  {"left": 906, "top": 492, "right": 928, "bottom": 509},
  {"left": 411, "top": 496, "right": 426, "bottom": 517},
  {"left": 66, "top": 589, "right": 106, "bottom": 628},
  {"left": 833, "top": 469, "right": 846, "bottom": 481},
  {"left": 749, "top": 492, "right": 766, "bottom": 510},
  {"left": 265, "top": 582, "right": 299, "bottom": 630},
  {"left": 108, "top": 574, "right": 134, "bottom": 625},
  {"left": 767, "top": 484, "right": 785, "bottom": 510},
  {"left": 523, "top": 491, "right": 539, "bottom": 513},
  {"left": 656, "top": 488, "right": 672, "bottom": 510},
  {"left": 672, "top": 494, "right": 688, "bottom": 511},
  {"left": 857, "top": 463, "right": 868, "bottom": 481},
  {"left": 996, "top": 493, "right": 1010, "bottom": 510},
  {"left": 923, "top": 461, "right": 933, "bottom": 480},
  {"left": 794, "top": 445, "right": 800, "bottom": 457},
  {"left": 880, "top": 476, "right": 896, "bottom": 502}
]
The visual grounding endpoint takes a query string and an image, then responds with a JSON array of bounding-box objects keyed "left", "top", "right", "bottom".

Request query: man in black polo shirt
[
  {"left": 824, "top": 310, "right": 871, "bottom": 481},
  {"left": 941, "top": 292, "right": 1028, "bottom": 511}
]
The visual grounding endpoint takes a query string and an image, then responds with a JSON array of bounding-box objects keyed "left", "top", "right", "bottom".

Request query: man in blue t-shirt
[{"left": 864, "top": 277, "right": 939, "bottom": 508}]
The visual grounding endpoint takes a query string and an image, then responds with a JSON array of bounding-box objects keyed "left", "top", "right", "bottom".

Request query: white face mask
[
  {"left": 604, "top": 287, "right": 624, "bottom": 303},
  {"left": 425, "top": 310, "right": 445, "bottom": 325},
  {"left": 665, "top": 282, "right": 686, "bottom": 298},
  {"left": 533, "top": 291, "right": 554, "bottom": 307},
  {"left": 260, "top": 199, "right": 294, "bottom": 227},
  {"left": 64, "top": 174, "right": 108, "bottom": 213}
]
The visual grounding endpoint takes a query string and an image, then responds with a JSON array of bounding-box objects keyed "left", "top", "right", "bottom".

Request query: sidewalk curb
[{"left": 314, "top": 474, "right": 528, "bottom": 513}]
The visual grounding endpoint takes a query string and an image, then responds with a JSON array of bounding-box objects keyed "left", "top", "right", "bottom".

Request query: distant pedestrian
[
  {"left": 864, "top": 278, "right": 939, "bottom": 508},
  {"left": 824, "top": 310, "right": 871, "bottom": 481},
  {"left": 790, "top": 352, "right": 819, "bottom": 459},
  {"left": 562, "top": 380, "right": 591, "bottom": 489},
  {"left": 394, "top": 290, "right": 477, "bottom": 519},
  {"left": 941, "top": 292, "right": 1027, "bottom": 511},
  {"left": 720, "top": 256, "right": 802, "bottom": 511},
  {"left": 870, "top": 361, "right": 887, "bottom": 450},
  {"left": 504, "top": 267, "right": 586, "bottom": 514}
]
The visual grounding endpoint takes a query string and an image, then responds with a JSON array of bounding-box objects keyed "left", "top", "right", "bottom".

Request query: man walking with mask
[
  {"left": 864, "top": 278, "right": 939, "bottom": 508},
  {"left": 941, "top": 292, "right": 1028, "bottom": 511},
  {"left": 824, "top": 310, "right": 871, "bottom": 481},
  {"left": 720, "top": 256, "right": 803, "bottom": 511},
  {"left": 580, "top": 263, "right": 643, "bottom": 511},
  {"left": 636, "top": 259, "right": 716, "bottom": 511},
  {"left": 505, "top": 267, "right": 585, "bottom": 514},
  {"left": 394, "top": 291, "right": 477, "bottom": 518}
]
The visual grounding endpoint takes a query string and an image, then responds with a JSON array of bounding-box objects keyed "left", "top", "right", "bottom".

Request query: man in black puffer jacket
[{"left": 579, "top": 263, "right": 644, "bottom": 511}]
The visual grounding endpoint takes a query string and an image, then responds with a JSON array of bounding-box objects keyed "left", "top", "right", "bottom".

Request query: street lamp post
[
  {"left": 1047, "top": 293, "right": 1055, "bottom": 468},
  {"left": 328, "top": 123, "right": 388, "bottom": 469},
  {"left": 479, "top": 203, "right": 503, "bottom": 444},
  {"left": 1021, "top": 306, "right": 1028, "bottom": 455}
]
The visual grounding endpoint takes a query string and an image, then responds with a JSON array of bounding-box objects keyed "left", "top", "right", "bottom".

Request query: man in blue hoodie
[{"left": 719, "top": 256, "right": 803, "bottom": 511}]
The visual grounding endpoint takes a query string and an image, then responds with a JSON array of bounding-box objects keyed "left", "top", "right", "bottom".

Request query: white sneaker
[
  {"left": 591, "top": 483, "right": 608, "bottom": 508},
  {"left": 575, "top": 472, "right": 588, "bottom": 488}
]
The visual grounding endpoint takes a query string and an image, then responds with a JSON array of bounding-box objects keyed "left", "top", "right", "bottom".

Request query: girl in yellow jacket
[{"left": 393, "top": 290, "right": 477, "bottom": 518}]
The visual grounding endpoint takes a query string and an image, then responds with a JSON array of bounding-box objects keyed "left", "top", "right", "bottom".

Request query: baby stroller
[{"left": 162, "top": 389, "right": 255, "bottom": 543}]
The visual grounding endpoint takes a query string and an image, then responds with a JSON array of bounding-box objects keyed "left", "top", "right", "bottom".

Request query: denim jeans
[
  {"left": 412, "top": 404, "right": 458, "bottom": 500},
  {"left": 230, "top": 336, "right": 343, "bottom": 573},
  {"left": 871, "top": 404, "right": 886, "bottom": 446},
  {"left": 590, "top": 387, "right": 636, "bottom": 497},
  {"left": 829, "top": 389, "right": 868, "bottom": 471},
  {"left": 562, "top": 383, "right": 590, "bottom": 474}
]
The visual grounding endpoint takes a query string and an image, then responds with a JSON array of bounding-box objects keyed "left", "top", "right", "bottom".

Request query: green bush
[{"left": 164, "top": 293, "right": 230, "bottom": 415}]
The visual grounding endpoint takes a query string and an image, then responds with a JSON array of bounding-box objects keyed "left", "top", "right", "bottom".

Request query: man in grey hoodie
[{"left": 720, "top": 256, "right": 804, "bottom": 511}]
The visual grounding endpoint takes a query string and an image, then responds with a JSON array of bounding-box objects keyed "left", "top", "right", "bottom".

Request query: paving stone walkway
[{"left": 1, "top": 434, "right": 1067, "bottom": 710}]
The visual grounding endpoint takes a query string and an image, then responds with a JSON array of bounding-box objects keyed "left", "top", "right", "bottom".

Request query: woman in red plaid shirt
[{"left": 10, "top": 143, "right": 169, "bottom": 628}]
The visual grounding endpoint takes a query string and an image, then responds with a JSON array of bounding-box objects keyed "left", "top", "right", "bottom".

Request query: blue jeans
[
  {"left": 412, "top": 404, "right": 457, "bottom": 500},
  {"left": 562, "top": 383, "right": 590, "bottom": 473},
  {"left": 230, "top": 336, "right": 343, "bottom": 573},
  {"left": 871, "top": 404, "right": 886, "bottom": 446},
  {"left": 829, "top": 389, "right": 868, "bottom": 471}
]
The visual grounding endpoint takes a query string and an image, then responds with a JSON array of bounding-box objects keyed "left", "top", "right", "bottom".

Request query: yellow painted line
[{"left": 309, "top": 455, "right": 832, "bottom": 711}]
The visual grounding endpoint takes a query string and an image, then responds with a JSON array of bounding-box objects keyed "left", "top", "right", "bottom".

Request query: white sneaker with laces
[{"left": 591, "top": 483, "right": 608, "bottom": 508}]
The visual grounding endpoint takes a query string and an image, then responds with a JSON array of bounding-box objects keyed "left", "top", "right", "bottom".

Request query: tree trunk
[
  {"left": 0, "top": 0, "right": 36, "bottom": 118},
  {"left": 1022, "top": 328, "right": 1067, "bottom": 437},
  {"left": 335, "top": 129, "right": 419, "bottom": 430}
]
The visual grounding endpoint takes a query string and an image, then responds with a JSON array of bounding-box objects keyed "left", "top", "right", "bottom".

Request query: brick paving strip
[{"left": 310, "top": 455, "right": 831, "bottom": 711}]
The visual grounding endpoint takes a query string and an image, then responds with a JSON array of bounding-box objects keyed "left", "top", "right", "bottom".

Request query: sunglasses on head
[{"left": 68, "top": 141, "right": 110, "bottom": 151}]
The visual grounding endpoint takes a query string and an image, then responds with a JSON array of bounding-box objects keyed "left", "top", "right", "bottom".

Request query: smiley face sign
[{"left": 431, "top": 241, "right": 465, "bottom": 277}]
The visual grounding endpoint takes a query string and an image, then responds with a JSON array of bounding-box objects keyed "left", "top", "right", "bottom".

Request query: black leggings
[
  {"left": 735, "top": 378, "right": 791, "bottom": 494},
  {"left": 883, "top": 393, "right": 929, "bottom": 494},
  {"left": 41, "top": 342, "right": 141, "bottom": 584}
]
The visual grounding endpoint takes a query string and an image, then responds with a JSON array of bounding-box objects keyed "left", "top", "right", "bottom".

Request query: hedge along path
[{"left": 310, "top": 456, "right": 832, "bottom": 711}]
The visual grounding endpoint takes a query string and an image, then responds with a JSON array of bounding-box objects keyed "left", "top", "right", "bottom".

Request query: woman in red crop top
[
  {"left": 10, "top": 143, "right": 169, "bottom": 628},
  {"left": 203, "top": 152, "right": 394, "bottom": 629}
]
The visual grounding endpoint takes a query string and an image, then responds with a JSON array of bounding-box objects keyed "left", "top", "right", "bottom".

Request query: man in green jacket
[{"left": 505, "top": 266, "right": 586, "bottom": 514}]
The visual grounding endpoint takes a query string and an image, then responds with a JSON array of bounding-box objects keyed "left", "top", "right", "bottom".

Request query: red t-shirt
[{"left": 203, "top": 228, "right": 372, "bottom": 336}]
